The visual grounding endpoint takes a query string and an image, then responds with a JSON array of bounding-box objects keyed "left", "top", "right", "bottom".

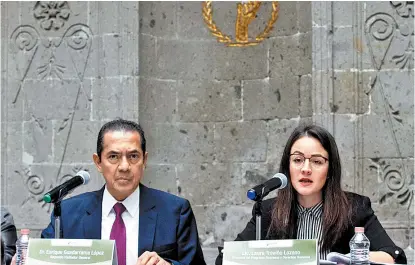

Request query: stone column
[{"left": 312, "top": 2, "right": 414, "bottom": 262}]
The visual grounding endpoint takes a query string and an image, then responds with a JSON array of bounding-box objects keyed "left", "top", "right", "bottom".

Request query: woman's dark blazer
[{"left": 215, "top": 192, "right": 407, "bottom": 265}]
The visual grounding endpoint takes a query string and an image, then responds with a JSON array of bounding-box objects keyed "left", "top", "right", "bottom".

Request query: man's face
[{"left": 93, "top": 130, "right": 148, "bottom": 201}]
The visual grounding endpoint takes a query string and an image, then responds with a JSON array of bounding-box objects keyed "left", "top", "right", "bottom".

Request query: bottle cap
[
  {"left": 20, "top": 228, "right": 30, "bottom": 235},
  {"left": 354, "top": 227, "right": 364, "bottom": 233}
]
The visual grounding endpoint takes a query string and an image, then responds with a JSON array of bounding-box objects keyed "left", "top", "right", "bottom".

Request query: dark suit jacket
[
  {"left": 1, "top": 207, "right": 17, "bottom": 265},
  {"left": 41, "top": 184, "right": 206, "bottom": 265},
  {"left": 215, "top": 192, "right": 407, "bottom": 265}
]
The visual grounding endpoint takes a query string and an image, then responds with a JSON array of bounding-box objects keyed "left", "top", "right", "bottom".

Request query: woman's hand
[{"left": 369, "top": 251, "right": 394, "bottom": 264}]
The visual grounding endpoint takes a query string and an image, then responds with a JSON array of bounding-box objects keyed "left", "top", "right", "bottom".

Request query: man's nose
[{"left": 118, "top": 156, "right": 130, "bottom": 171}]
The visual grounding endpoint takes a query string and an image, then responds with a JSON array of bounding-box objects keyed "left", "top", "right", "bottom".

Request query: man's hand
[
  {"left": 10, "top": 254, "right": 16, "bottom": 265},
  {"left": 136, "top": 251, "right": 170, "bottom": 265}
]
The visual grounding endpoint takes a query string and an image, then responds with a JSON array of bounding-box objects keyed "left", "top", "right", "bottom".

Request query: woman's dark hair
[{"left": 268, "top": 124, "right": 350, "bottom": 252}]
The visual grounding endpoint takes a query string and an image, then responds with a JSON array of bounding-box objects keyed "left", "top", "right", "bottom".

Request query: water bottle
[
  {"left": 349, "top": 227, "right": 370, "bottom": 265},
  {"left": 15, "top": 229, "right": 30, "bottom": 265}
]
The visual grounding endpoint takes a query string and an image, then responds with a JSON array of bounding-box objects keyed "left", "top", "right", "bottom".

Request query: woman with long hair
[{"left": 215, "top": 124, "right": 406, "bottom": 264}]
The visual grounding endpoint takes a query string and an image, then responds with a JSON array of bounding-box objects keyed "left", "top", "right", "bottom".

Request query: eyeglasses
[{"left": 289, "top": 154, "right": 329, "bottom": 169}]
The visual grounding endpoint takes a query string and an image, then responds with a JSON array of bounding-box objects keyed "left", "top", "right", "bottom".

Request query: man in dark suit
[
  {"left": 42, "top": 119, "right": 206, "bottom": 265},
  {"left": 1, "top": 207, "right": 17, "bottom": 265}
]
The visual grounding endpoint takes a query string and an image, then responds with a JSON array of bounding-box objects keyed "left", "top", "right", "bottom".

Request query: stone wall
[
  {"left": 1, "top": 2, "right": 413, "bottom": 265},
  {"left": 313, "top": 2, "right": 414, "bottom": 263},
  {"left": 138, "top": 1, "right": 313, "bottom": 263},
  {"left": 1, "top": 1, "right": 139, "bottom": 230}
]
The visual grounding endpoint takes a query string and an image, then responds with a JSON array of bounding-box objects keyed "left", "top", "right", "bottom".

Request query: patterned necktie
[{"left": 110, "top": 203, "right": 126, "bottom": 265}]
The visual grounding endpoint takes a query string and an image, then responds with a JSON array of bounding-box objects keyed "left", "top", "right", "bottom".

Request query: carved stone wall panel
[
  {"left": 369, "top": 71, "right": 414, "bottom": 116},
  {"left": 366, "top": 1, "right": 414, "bottom": 35},
  {"left": 23, "top": 79, "right": 92, "bottom": 121},
  {"left": 23, "top": 121, "right": 53, "bottom": 164},
  {"left": 364, "top": 2, "right": 414, "bottom": 71},
  {"left": 52, "top": 121, "right": 101, "bottom": 164},
  {"left": 26, "top": 2, "right": 73, "bottom": 37},
  {"left": 313, "top": 1, "right": 413, "bottom": 261},
  {"left": 384, "top": 228, "right": 413, "bottom": 254},
  {"left": 5, "top": 163, "right": 103, "bottom": 228},
  {"left": 3, "top": 122, "right": 23, "bottom": 165},
  {"left": 2, "top": 1, "right": 139, "bottom": 233},
  {"left": 362, "top": 158, "right": 413, "bottom": 216},
  {"left": 361, "top": 115, "right": 413, "bottom": 158},
  {"left": 362, "top": 27, "right": 413, "bottom": 71}
]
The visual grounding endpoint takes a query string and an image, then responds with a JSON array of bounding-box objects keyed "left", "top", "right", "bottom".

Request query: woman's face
[{"left": 289, "top": 136, "right": 329, "bottom": 206}]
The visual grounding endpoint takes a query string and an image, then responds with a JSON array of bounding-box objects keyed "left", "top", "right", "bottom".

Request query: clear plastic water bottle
[
  {"left": 349, "top": 227, "right": 370, "bottom": 265},
  {"left": 15, "top": 229, "right": 30, "bottom": 265}
]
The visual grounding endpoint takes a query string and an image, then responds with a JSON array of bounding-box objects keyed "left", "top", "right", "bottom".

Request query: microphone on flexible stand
[
  {"left": 43, "top": 170, "right": 90, "bottom": 239},
  {"left": 247, "top": 173, "right": 288, "bottom": 201},
  {"left": 43, "top": 170, "right": 90, "bottom": 203},
  {"left": 246, "top": 173, "right": 288, "bottom": 240}
]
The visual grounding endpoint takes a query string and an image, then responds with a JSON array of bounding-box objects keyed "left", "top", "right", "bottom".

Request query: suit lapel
[
  {"left": 82, "top": 188, "right": 104, "bottom": 239},
  {"left": 138, "top": 184, "right": 157, "bottom": 256}
]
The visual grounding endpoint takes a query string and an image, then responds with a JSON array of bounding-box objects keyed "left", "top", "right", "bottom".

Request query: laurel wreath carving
[
  {"left": 202, "top": 1, "right": 232, "bottom": 43},
  {"left": 256, "top": 2, "right": 279, "bottom": 42},
  {"left": 202, "top": 1, "right": 279, "bottom": 46}
]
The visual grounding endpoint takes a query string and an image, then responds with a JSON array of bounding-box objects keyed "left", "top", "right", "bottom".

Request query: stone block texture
[
  {"left": 1, "top": 0, "right": 139, "bottom": 237},
  {"left": 1, "top": 2, "right": 413, "bottom": 265},
  {"left": 312, "top": 1, "right": 414, "bottom": 263}
]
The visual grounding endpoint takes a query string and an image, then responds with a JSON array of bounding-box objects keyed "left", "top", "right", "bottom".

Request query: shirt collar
[
  {"left": 297, "top": 201, "right": 323, "bottom": 218},
  {"left": 102, "top": 185, "right": 140, "bottom": 218}
]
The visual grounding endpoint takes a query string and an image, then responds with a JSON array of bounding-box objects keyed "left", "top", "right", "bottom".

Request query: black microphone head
[
  {"left": 76, "top": 170, "right": 90, "bottom": 185},
  {"left": 43, "top": 170, "right": 91, "bottom": 203},
  {"left": 273, "top": 173, "right": 288, "bottom": 189}
]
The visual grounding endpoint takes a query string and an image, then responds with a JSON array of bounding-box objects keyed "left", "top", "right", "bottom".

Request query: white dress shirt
[{"left": 101, "top": 186, "right": 140, "bottom": 265}]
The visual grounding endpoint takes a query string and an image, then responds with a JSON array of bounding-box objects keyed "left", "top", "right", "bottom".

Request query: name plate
[
  {"left": 27, "top": 239, "right": 117, "bottom": 265},
  {"left": 223, "top": 239, "right": 317, "bottom": 265}
]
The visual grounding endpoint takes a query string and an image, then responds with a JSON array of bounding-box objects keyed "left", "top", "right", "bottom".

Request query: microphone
[
  {"left": 43, "top": 170, "right": 90, "bottom": 203},
  {"left": 247, "top": 173, "right": 288, "bottom": 201}
]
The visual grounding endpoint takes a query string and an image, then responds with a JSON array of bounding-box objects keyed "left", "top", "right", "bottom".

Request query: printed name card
[
  {"left": 223, "top": 239, "right": 318, "bottom": 265},
  {"left": 27, "top": 239, "right": 117, "bottom": 265}
]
